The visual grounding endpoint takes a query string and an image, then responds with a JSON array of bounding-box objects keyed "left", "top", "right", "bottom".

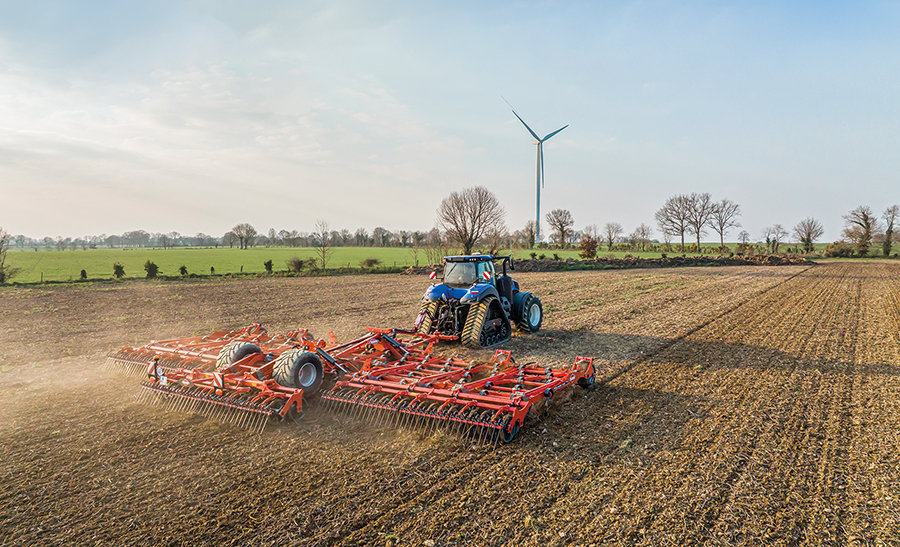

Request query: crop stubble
[{"left": 0, "top": 263, "right": 898, "bottom": 546}]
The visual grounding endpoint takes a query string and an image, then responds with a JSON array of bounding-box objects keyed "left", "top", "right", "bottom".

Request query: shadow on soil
[{"left": 506, "top": 328, "right": 895, "bottom": 462}]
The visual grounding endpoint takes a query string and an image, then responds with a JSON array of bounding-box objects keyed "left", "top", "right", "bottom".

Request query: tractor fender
[
  {"left": 460, "top": 284, "right": 500, "bottom": 304},
  {"left": 423, "top": 284, "right": 451, "bottom": 302},
  {"left": 423, "top": 284, "right": 470, "bottom": 303}
]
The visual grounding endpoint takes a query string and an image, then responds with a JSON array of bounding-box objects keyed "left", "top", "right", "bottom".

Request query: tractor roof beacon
[{"left": 415, "top": 254, "right": 544, "bottom": 349}]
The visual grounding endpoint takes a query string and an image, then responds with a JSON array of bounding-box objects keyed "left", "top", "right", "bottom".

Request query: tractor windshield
[{"left": 443, "top": 262, "right": 477, "bottom": 288}]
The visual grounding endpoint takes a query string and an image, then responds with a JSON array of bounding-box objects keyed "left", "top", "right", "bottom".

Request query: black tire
[
  {"left": 272, "top": 349, "right": 324, "bottom": 396},
  {"left": 499, "top": 415, "right": 520, "bottom": 444},
  {"left": 461, "top": 296, "right": 510, "bottom": 349},
  {"left": 215, "top": 341, "right": 262, "bottom": 371},
  {"left": 577, "top": 373, "right": 596, "bottom": 388},
  {"left": 515, "top": 294, "right": 543, "bottom": 333},
  {"left": 417, "top": 301, "right": 440, "bottom": 334}
]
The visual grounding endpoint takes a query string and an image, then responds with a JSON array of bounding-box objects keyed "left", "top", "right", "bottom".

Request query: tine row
[
  {"left": 321, "top": 388, "right": 512, "bottom": 448},
  {"left": 138, "top": 382, "right": 277, "bottom": 435},
  {"left": 105, "top": 352, "right": 153, "bottom": 377}
]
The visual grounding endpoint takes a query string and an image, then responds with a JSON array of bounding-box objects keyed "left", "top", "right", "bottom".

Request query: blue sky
[{"left": 1, "top": 1, "right": 898, "bottom": 242}]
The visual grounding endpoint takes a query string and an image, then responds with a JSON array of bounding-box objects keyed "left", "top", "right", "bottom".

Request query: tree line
[
  {"left": 433, "top": 187, "right": 900, "bottom": 259},
  {"left": 2, "top": 190, "right": 897, "bottom": 283}
]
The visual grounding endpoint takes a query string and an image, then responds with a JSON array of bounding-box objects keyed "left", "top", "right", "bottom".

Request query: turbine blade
[
  {"left": 511, "top": 110, "right": 541, "bottom": 141},
  {"left": 542, "top": 125, "right": 568, "bottom": 141}
]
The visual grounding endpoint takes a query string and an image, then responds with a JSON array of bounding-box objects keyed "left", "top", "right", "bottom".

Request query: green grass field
[{"left": 3, "top": 243, "right": 826, "bottom": 284}]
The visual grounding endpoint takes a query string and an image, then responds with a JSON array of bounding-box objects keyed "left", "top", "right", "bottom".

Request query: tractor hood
[{"left": 424, "top": 283, "right": 495, "bottom": 303}]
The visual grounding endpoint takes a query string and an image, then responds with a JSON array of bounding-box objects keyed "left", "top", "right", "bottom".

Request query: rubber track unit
[
  {"left": 461, "top": 295, "right": 509, "bottom": 348},
  {"left": 417, "top": 301, "right": 439, "bottom": 335}
]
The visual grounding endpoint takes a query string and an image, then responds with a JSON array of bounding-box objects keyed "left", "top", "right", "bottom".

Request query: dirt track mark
[{"left": 5, "top": 263, "right": 900, "bottom": 546}]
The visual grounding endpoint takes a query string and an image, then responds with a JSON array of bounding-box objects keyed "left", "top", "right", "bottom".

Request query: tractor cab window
[
  {"left": 443, "top": 262, "right": 477, "bottom": 287},
  {"left": 477, "top": 261, "right": 495, "bottom": 285}
]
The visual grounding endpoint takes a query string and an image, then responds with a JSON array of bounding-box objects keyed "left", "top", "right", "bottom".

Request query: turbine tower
[{"left": 511, "top": 109, "right": 568, "bottom": 245}]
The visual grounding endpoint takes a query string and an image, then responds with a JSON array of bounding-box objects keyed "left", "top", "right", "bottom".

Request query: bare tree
[
  {"left": 424, "top": 228, "right": 450, "bottom": 265},
  {"left": 583, "top": 224, "right": 600, "bottom": 241},
  {"left": 843, "top": 206, "right": 881, "bottom": 257},
  {"left": 223, "top": 231, "right": 238, "bottom": 248},
  {"left": 708, "top": 199, "right": 741, "bottom": 249},
  {"left": 655, "top": 195, "right": 690, "bottom": 250},
  {"left": 545, "top": 209, "right": 574, "bottom": 246},
  {"left": 483, "top": 225, "right": 507, "bottom": 255},
  {"left": 685, "top": 192, "right": 714, "bottom": 250},
  {"left": 762, "top": 225, "right": 788, "bottom": 253},
  {"left": 792, "top": 217, "right": 825, "bottom": 254},
  {"left": 521, "top": 220, "right": 538, "bottom": 249},
  {"left": 231, "top": 223, "right": 258, "bottom": 250},
  {"left": 313, "top": 219, "right": 332, "bottom": 270},
  {"left": 629, "top": 223, "right": 653, "bottom": 252},
  {"left": 372, "top": 227, "right": 391, "bottom": 247},
  {"left": 437, "top": 186, "right": 506, "bottom": 255},
  {"left": 0, "top": 227, "right": 20, "bottom": 283},
  {"left": 602, "top": 222, "right": 623, "bottom": 251},
  {"left": 883, "top": 205, "right": 899, "bottom": 257},
  {"left": 354, "top": 228, "right": 368, "bottom": 246}
]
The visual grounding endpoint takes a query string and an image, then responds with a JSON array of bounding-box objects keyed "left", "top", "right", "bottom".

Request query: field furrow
[{"left": 2, "top": 262, "right": 899, "bottom": 546}]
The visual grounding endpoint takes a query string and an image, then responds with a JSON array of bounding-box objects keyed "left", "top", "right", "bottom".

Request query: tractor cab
[{"left": 443, "top": 255, "right": 497, "bottom": 288}]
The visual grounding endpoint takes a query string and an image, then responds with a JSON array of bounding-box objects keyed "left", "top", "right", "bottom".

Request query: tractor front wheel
[{"left": 515, "top": 294, "right": 543, "bottom": 333}]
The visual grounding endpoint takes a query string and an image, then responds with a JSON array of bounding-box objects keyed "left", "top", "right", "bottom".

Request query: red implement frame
[
  {"left": 114, "top": 324, "right": 595, "bottom": 443},
  {"left": 321, "top": 343, "right": 595, "bottom": 445}
]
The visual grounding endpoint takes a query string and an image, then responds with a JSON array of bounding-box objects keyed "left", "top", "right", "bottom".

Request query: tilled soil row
[{"left": 3, "top": 264, "right": 897, "bottom": 546}]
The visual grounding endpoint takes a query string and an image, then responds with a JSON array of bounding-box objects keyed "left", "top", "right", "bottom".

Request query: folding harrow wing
[
  {"left": 111, "top": 324, "right": 595, "bottom": 444},
  {"left": 321, "top": 348, "right": 595, "bottom": 445},
  {"left": 123, "top": 324, "right": 330, "bottom": 433},
  {"left": 106, "top": 323, "right": 311, "bottom": 377}
]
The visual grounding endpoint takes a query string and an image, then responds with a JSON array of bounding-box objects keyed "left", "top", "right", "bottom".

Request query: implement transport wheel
[
  {"left": 515, "top": 293, "right": 543, "bottom": 333},
  {"left": 273, "top": 349, "right": 324, "bottom": 396},
  {"left": 417, "top": 301, "right": 440, "bottom": 335},
  {"left": 500, "top": 415, "right": 520, "bottom": 444},
  {"left": 461, "top": 296, "right": 510, "bottom": 349},
  {"left": 578, "top": 373, "right": 596, "bottom": 388},
  {"left": 215, "top": 341, "right": 262, "bottom": 371}
]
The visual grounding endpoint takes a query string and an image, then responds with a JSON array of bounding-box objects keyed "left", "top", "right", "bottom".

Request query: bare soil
[{"left": 1, "top": 263, "right": 898, "bottom": 546}]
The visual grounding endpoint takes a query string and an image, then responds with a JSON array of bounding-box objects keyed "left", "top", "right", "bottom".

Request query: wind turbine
[{"left": 510, "top": 109, "right": 568, "bottom": 245}]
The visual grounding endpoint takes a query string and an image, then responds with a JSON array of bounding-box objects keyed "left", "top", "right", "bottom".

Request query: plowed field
[{"left": 2, "top": 262, "right": 899, "bottom": 546}]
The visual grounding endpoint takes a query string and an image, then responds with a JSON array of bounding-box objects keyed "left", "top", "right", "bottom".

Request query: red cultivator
[
  {"left": 322, "top": 349, "right": 595, "bottom": 445},
  {"left": 110, "top": 324, "right": 595, "bottom": 444},
  {"left": 106, "top": 323, "right": 316, "bottom": 377}
]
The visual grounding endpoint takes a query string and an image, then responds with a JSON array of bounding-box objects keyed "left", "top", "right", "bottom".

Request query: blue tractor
[{"left": 414, "top": 254, "right": 544, "bottom": 348}]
